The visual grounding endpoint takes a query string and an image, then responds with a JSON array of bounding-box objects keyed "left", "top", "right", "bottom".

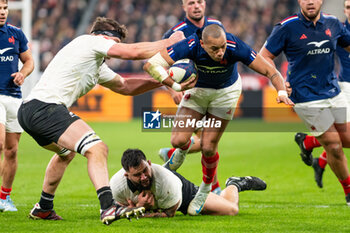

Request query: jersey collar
[
  {"left": 126, "top": 177, "right": 153, "bottom": 193},
  {"left": 297, "top": 11, "right": 324, "bottom": 27},
  {"left": 184, "top": 16, "right": 207, "bottom": 29}
]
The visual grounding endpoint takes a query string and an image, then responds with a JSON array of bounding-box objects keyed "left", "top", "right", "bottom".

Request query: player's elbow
[{"left": 165, "top": 210, "right": 176, "bottom": 217}]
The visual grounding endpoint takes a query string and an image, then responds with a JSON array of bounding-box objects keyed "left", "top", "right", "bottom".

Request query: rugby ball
[{"left": 168, "top": 59, "right": 197, "bottom": 83}]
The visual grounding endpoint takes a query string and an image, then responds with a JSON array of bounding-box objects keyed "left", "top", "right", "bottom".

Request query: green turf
[{"left": 1, "top": 120, "right": 350, "bottom": 232}]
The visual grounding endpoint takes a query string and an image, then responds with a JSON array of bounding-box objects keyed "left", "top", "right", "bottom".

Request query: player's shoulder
[
  {"left": 6, "top": 23, "right": 21, "bottom": 30},
  {"left": 6, "top": 23, "right": 25, "bottom": 35},
  {"left": 171, "top": 20, "right": 188, "bottom": 32},
  {"left": 322, "top": 12, "right": 338, "bottom": 21},
  {"left": 110, "top": 168, "right": 126, "bottom": 185},
  {"left": 226, "top": 35, "right": 238, "bottom": 51},
  {"left": 152, "top": 164, "right": 177, "bottom": 181},
  {"left": 278, "top": 14, "right": 299, "bottom": 27},
  {"left": 225, "top": 32, "right": 242, "bottom": 45},
  {"left": 321, "top": 12, "right": 342, "bottom": 27},
  {"left": 206, "top": 17, "right": 223, "bottom": 26}
]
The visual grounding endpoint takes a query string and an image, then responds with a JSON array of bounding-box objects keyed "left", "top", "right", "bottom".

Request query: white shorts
[
  {"left": 179, "top": 76, "right": 242, "bottom": 120},
  {"left": 0, "top": 94, "right": 23, "bottom": 133},
  {"left": 293, "top": 92, "right": 350, "bottom": 137},
  {"left": 339, "top": 81, "right": 350, "bottom": 106}
]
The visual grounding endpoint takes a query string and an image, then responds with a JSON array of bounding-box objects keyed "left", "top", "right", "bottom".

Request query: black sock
[
  {"left": 97, "top": 186, "right": 114, "bottom": 210},
  {"left": 39, "top": 191, "right": 54, "bottom": 210}
]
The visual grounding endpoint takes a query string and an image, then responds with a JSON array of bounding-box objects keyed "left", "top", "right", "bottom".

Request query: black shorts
[
  {"left": 169, "top": 170, "right": 199, "bottom": 215},
  {"left": 18, "top": 99, "right": 80, "bottom": 146}
]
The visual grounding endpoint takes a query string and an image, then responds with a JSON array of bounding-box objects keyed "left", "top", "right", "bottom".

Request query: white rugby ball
[{"left": 168, "top": 59, "right": 197, "bottom": 83}]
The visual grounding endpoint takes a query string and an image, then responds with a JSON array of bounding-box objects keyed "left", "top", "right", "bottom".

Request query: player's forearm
[
  {"left": 269, "top": 72, "right": 287, "bottom": 92},
  {"left": 120, "top": 77, "right": 162, "bottom": 96},
  {"left": 110, "top": 35, "right": 181, "bottom": 60},
  {"left": 19, "top": 58, "right": 34, "bottom": 78},
  {"left": 143, "top": 211, "right": 172, "bottom": 218}
]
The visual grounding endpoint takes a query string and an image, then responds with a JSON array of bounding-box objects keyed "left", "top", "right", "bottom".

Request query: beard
[
  {"left": 189, "top": 12, "right": 204, "bottom": 22},
  {"left": 302, "top": 8, "right": 320, "bottom": 21}
]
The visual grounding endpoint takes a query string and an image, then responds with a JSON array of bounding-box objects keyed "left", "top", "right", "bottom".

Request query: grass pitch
[{"left": 1, "top": 119, "right": 350, "bottom": 232}]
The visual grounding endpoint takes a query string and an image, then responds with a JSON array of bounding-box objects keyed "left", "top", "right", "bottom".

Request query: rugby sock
[
  {"left": 0, "top": 186, "right": 11, "bottom": 200},
  {"left": 303, "top": 135, "right": 321, "bottom": 151},
  {"left": 97, "top": 186, "right": 114, "bottom": 210},
  {"left": 201, "top": 152, "right": 219, "bottom": 184},
  {"left": 39, "top": 191, "right": 54, "bottom": 210},
  {"left": 211, "top": 180, "right": 220, "bottom": 192},
  {"left": 339, "top": 176, "right": 350, "bottom": 195},
  {"left": 167, "top": 148, "right": 176, "bottom": 159},
  {"left": 318, "top": 151, "right": 327, "bottom": 169}
]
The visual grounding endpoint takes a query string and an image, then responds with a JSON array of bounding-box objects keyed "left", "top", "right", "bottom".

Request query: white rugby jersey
[
  {"left": 26, "top": 35, "right": 117, "bottom": 107},
  {"left": 110, "top": 164, "right": 183, "bottom": 211}
]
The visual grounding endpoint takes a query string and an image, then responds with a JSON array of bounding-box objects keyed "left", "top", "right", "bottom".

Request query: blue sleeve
[
  {"left": 162, "top": 28, "right": 174, "bottom": 39},
  {"left": 264, "top": 24, "right": 287, "bottom": 56},
  {"left": 18, "top": 29, "right": 28, "bottom": 53},
  {"left": 228, "top": 34, "right": 257, "bottom": 66},
  {"left": 337, "top": 21, "right": 350, "bottom": 48},
  {"left": 166, "top": 35, "right": 196, "bottom": 62}
]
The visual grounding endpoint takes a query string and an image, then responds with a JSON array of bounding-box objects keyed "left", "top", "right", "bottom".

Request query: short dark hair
[
  {"left": 202, "top": 24, "right": 225, "bottom": 43},
  {"left": 121, "top": 149, "right": 147, "bottom": 171},
  {"left": 90, "top": 17, "right": 127, "bottom": 40}
]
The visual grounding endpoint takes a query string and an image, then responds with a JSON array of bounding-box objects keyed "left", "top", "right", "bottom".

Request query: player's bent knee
[
  {"left": 74, "top": 131, "right": 103, "bottom": 156},
  {"left": 4, "top": 147, "right": 18, "bottom": 159},
  {"left": 170, "top": 137, "right": 188, "bottom": 148}
]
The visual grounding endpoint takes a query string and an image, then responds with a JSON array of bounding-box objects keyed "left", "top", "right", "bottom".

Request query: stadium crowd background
[{"left": 9, "top": 0, "right": 298, "bottom": 75}]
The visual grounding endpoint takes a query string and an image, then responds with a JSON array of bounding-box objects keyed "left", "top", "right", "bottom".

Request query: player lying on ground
[{"left": 110, "top": 149, "right": 266, "bottom": 217}]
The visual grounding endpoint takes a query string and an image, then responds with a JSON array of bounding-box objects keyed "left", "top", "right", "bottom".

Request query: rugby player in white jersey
[
  {"left": 110, "top": 149, "right": 266, "bottom": 217},
  {"left": 17, "top": 17, "right": 193, "bottom": 225}
]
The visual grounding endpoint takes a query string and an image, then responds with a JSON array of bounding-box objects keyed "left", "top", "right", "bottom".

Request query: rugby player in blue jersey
[
  {"left": 159, "top": 0, "right": 224, "bottom": 195},
  {"left": 293, "top": 0, "right": 350, "bottom": 190},
  {"left": 144, "top": 24, "right": 293, "bottom": 215},
  {"left": 0, "top": 0, "right": 34, "bottom": 212},
  {"left": 260, "top": 0, "right": 350, "bottom": 205}
]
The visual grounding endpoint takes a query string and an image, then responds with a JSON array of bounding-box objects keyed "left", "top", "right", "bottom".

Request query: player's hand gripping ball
[{"left": 168, "top": 59, "right": 197, "bottom": 83}]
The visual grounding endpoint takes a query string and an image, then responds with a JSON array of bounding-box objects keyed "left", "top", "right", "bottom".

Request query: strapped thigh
[{"left": 74, "top": 131, "right": 102, "bottom": 155}]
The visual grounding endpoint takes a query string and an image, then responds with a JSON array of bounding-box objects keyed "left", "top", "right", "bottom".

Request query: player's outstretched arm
[
  {"left": 249, "top": 52, "right": 294, "bottom": 106},
  {"left": 107, "top": 31, "right": 185, "bottom": 60},
  {"left": 100, "top": 73, "right": 162, "bottom": 96}
]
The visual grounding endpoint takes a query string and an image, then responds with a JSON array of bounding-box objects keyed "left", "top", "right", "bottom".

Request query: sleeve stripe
[{"left": 173, "top": 22, "right": 187, "bottom": 31}]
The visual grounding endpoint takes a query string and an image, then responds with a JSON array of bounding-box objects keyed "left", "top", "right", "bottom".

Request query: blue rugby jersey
[
  {"left": 0, "top": 22, "right": 28, "bottom": 98},
  {"left": 336, "top": 20, "right": 350, "bottom": 82},
  {"left": 162, "top": 17, "right": 223, "bottom": 39},
  {"left": 265, "top": 12, "right": 350, "bottom": 103},
  {"left": 167, "top": 32, "right": 256, "bottom": 89}
]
